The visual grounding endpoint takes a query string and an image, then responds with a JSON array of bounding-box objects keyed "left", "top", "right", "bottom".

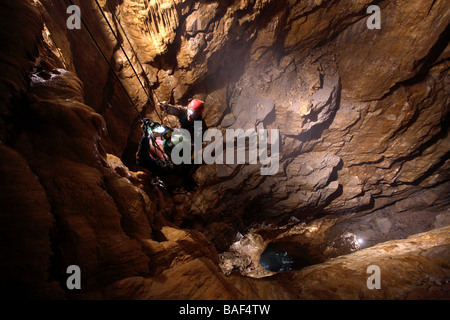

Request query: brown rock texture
[
  {"left": 104, "top": 226, "right": 450, "bottom": 299},
  {"left": 0, "top": 0, "right": 449, "bottom": 300}
]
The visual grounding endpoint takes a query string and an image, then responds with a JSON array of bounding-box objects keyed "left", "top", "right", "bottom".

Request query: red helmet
[{"left": 187, "top": 99, "right": 204, "bottom": 115}]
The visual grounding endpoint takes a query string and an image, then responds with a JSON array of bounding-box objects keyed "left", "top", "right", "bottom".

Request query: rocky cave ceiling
[{"left": 0, "top": 0, "right": 449, "bottom": 300}]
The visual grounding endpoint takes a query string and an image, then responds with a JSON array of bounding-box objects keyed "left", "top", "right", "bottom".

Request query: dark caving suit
[
  {"left": 135, "top": 99, "right": 207, "bottom": 193},
  {"left": 162, "top": 101, "right": 207, "bottom": 140},
  {"left": 136, "top": 133, "right": 185, "bottom": 191},
  {"left": 160, "top": 99, "right": 207, "bottom": 191}
]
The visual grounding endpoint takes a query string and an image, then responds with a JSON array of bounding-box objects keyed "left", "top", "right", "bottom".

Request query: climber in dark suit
[
  {"left": 135, "top": 115, "right": 199, "bottom": 193},
  {"left": 158, "top": 98, "right": 208, "bottom": 189},
  {"left": 136, "top": 121, "right": 174, "bottom": 180}
]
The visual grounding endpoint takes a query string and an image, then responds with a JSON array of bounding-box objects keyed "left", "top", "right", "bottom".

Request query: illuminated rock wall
[{"left": 0, "top": 0, "right": 448, "bottom": 299}]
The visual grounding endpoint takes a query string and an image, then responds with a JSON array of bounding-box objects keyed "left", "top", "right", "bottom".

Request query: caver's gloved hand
[{"left": 158, "top": 101, "right": 169, "bottom": 112}]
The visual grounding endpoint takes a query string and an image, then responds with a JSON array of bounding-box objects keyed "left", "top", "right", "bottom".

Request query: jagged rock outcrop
[
  {"left": 0, "top": 0, "right": 449, "bottom": 300},
  {"left": 103, "top": 226, "right": 450, "bottom": 299}
]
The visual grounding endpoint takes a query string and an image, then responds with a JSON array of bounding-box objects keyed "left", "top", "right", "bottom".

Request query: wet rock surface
[
  {"left": 105, "top": 226, "right": 450, "bottom": 299},
  {"left": 0, "top": 0, "right": 449, "bottom": 299}
]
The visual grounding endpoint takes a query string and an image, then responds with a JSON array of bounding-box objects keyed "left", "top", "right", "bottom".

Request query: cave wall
[
  {"left": 188, "top": 0, "right": 450, "bottom": 223},
  {"left": 124, "top": 0, "right": 449, "bottom": 252},
  {"left": 35, "top": 1, "right": 450, "bottom": 225},
  {"left": 0, "top": 0, "right": 449, "bottom": 299}
]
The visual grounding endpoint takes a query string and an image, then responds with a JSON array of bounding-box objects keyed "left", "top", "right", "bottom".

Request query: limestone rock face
[
  {"left": 104, "top": 226, "right": 450, "bottom": 299},
  {"left": 0, "top": 144, "right": 64, "bottom": 299},
  {"left": 336, "top": 0, "right": 450, "bottom": 101},
  {"left": 0, "top": 0, "right": 449, "bottom": 300}
]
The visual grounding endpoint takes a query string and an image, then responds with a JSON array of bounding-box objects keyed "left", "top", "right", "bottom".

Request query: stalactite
[
  {"left": 1, "top": 0, "right": 449, "bottom": 301},
  {"left": 142, "top": 0, "right": 182, "bottom": 55}
]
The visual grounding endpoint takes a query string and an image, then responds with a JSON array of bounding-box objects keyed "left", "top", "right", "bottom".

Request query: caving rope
[
  {"left": 65, "top": 0, "right": 144, "bottom": 122},
  {"left": 66, "top": 0, "right": 168, "bottom": 162},
  {"left": 63, "top": 1, "right": 204, "bottom": 211},
  {"left": 93, "top": 0, "right": 178, "bottom": 162},
  {"left": 95, "top": 0, "right": 175, "bottom": 129}
]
